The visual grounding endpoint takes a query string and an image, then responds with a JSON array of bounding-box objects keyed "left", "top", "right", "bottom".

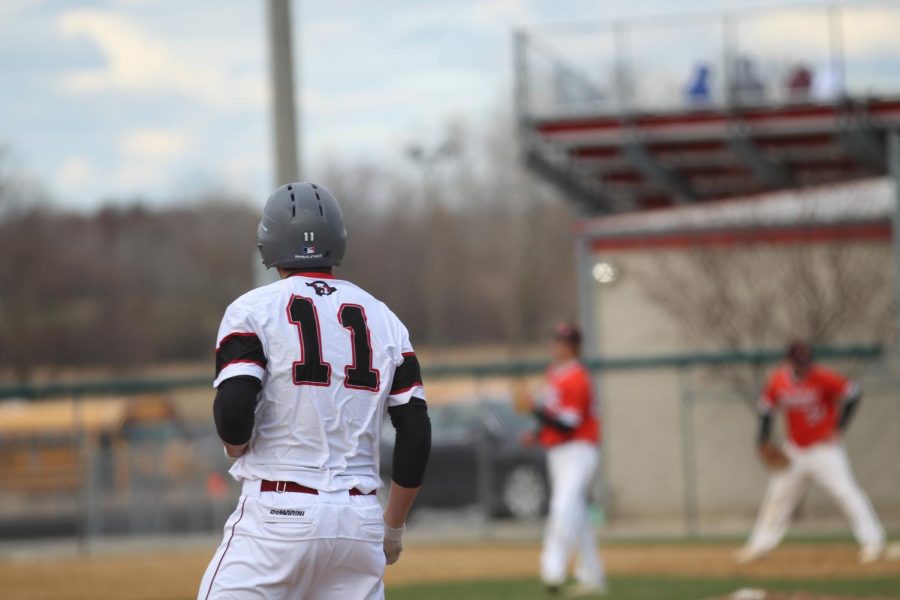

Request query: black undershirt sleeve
[
  {"left": 757, "top": 412, "right": 773, "bottom": 446},
  {"left": 213, "top": 375, "right": 262, "bottom": 445},
  {"left": 387, "top": 398, "right": 431, "bottom": 488},
  {"left": 838, "top": 389, "right": 862, "bottom": 431},
  {"left": 533, "top": 407, "right": 575, "bottom": 433}
]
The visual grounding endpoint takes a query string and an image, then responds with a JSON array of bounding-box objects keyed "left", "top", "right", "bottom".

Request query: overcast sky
[{"left": 0, "top": 0, "right": 888, "bottom": 209}]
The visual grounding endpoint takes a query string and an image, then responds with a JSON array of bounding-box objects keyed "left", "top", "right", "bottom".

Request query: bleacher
[{"left": 515, "top": 2, "right": 900, "bottom": 213}]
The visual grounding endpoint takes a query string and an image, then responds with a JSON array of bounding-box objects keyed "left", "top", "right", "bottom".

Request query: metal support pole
[
  {"left": 613, "top": 22, "right": 628, "bottom": 115},
  {"left": 576, "top": 234, "right": 610, "bottom": 518},
  {"left": 722, "top": 15, "right": 736, "bottom": 109},
  {"left": 679, "top": 367, "right": 699, "bottom": 537},
  {"left": 576, "top": 235, "right": 598, "bottom": 359},
  {"left": 513, "top": 30, "right": 529, "bottom": 124},
  {"left": 267, "top": 0, "right": 300, "bottom": 186},
  {"left": 828, "top": 6, "right": 845, "bottom": 99},
  {"left": 889, "top": 131, "right": 900, "bottom": 360}
]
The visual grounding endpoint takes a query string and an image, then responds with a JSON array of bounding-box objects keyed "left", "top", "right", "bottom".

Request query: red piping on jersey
[
  {"left": 390, "top": 382, "right": 423, "bottom": 396},
  {"left": 401, "top": 352, "right": 416, "bottom": 358},
  {"left": 217, "top": 331, "right": 259, "bottom": 349},
  {"left": 286, "top": 271, "right": 336, "bottom": 279},
  {"left": 219, "top": 358, "right": 266, "bottom": 370},
  {"left": 204, "top": 495, "right": 247, "bottom": 600}
]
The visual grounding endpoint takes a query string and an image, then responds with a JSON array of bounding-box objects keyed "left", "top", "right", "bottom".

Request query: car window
[
  {"left": 430, "top": 404, "right": 478, "bottom": 441},
  {"left": 380, "top": 399, "right": 533, "bottom": 446},
  {"left": 379, "top": 404, "right": 477, "bottom": 445},
  {"left": 487, "top": 400, "right": 534, "bottom": 434}
]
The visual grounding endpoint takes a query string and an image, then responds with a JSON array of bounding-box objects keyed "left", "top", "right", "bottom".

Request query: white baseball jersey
[{"left": 213, "top": 272, "right": 426, "bottom": 493}]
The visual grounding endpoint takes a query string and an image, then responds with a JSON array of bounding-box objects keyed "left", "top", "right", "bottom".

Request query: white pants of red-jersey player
[
  {"left": 541, "top": 440, "right": 606, "bottom": 588},
  {"left": 744, "top": 441, "right": 885, "bottom": 555}
]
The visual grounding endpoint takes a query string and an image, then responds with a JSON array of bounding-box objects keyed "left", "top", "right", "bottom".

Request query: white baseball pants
[
  {"left": 541, "top": 441, "right": 605, "bottom": 588},
  {"left": 198, "top": 482, "right": 385, "bottom": 600},
  {"left": 745, "top": 441, "right": 884, "bottom": 554}
]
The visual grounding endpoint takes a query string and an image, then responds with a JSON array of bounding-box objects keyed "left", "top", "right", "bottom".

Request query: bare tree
[
  {"left": 312, "top": 115, "right": 578, "bottom": 352},
  {"left": 634, "top": 206, "right": 893, "bottom": 404},
  {"left": 0, "top": 116, "right": 581, "bottom": 380}
]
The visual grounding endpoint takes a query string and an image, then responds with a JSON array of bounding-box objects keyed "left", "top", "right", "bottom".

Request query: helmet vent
[{"left": 290, "top": 192, "right": 296, "bottom": 218}]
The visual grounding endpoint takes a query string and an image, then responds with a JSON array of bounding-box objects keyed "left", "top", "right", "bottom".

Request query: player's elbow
[
  {"left": 845, "top": 382, "right": 862, "bottom": 404},
  {"left": 215, "top": 408, "right": 254, "bottom": 446},
  {"left": 213, "top": 376, "right": 261, "bottom": 446},
  {"left": 388, "top": 398, "right": 432, "bottom": 488}
]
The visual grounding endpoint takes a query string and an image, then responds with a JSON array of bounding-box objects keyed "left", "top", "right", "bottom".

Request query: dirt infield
[{"left": 1, "top": 542, "right": 897, "bottom": 600}]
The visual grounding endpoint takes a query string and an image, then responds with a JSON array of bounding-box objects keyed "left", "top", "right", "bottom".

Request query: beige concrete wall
[
  {"left": 596, "top": 365, "right": 900, "bottom": 530},
  {"left": 586, "top": 239, "right": 900, "bottom": 529},
  {"left": 589, "top": 241, "right": 892, "bottom": 358},
  {"left": 600, "top": 369, "right": 686, "bottom": 519}
]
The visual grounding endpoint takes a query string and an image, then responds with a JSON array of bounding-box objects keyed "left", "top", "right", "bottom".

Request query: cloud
[
  {"left": 0, "top": 0, "right": 31, "bottom": 20},
  {"left": 304, "top": 68, "right": 489, "bottom": 115},
  {"left": 57, "top": 155, "right": 97, "bottom": 189},
  {"left": 57, "top": 8, "right": 264, "bottom": 109},
  {"left": 121, "top": 129, "right": 190, "bottom": 160},
  {"left": 471, "top": 0, "right": 532, "bottom": 25},
  {"left": 112, "top": 128, "right": 192, "bottom": 190}
]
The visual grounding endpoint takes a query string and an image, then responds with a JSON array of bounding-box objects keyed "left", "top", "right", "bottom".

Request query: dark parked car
[{"left": 380, "top": 399, "right": 549, "bottom": 519}]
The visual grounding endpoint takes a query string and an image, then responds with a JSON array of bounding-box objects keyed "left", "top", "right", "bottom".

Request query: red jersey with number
[
  {"left": 538, "top": 361, "right": 600, "bottom": 447},
  {"left": 760, "top": 364, "right": 854, "bottom": 448}
]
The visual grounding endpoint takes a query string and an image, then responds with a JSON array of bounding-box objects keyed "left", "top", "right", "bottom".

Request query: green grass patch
[{"left": 388, "top": 576, "right": 900, "bottom": 599}]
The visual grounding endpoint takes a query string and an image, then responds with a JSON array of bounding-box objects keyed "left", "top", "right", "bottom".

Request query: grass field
[{"left": 390, "top": 576, "right": 900, "bottom": 599}]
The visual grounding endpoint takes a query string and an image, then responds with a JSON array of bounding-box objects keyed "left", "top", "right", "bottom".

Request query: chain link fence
[
  {"left": 0, "top": 346, "right": 896, "bottom": 547},
  {"left": 599, "top": 351, "right": 900, "bottom": 538}
]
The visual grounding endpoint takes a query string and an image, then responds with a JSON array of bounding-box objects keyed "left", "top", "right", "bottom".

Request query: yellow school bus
[{"left": 0, "top": 395, "right": 182, "bottom": 495}]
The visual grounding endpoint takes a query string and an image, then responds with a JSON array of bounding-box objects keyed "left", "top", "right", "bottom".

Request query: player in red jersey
[
  {"left": 737, "top": 341, "right": 885, "bottom": 564},
  {"left": 525, "top": 323, "right": 605, "bottom": 596}
]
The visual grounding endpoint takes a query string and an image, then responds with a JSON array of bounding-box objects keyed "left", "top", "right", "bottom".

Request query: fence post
[
  {"left": 474, "top": 375, "right": 495, "bottom": 539},
  {"left": 73, "top": 392, "right": 91, "bottom": 554},
  {"left": 679, "top": 366, "right": 699, "bottom": 537},
  {"left": 890, "top": 130, "right": 900, "bottom": 361}
]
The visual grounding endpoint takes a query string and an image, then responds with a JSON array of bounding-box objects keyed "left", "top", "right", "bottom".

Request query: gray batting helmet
[{"left": 256, "top": 182, "right": 348, "bottom": 269}]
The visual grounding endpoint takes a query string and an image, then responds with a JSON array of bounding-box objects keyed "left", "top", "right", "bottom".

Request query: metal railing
[
  {"left": 0, "top": 345, "right": 881, "bottom": 400},
  {"left": 514, "top": 1, "right": 900, "bottom": 119}
]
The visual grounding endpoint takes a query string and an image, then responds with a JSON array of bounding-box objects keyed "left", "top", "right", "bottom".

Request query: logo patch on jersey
[{"left": 306, "top": 280, "right": 337, "bottom": 296}]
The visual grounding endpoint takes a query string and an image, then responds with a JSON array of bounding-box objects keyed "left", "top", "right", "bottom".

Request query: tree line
[{"left": 0, "top": 123, "right": 578, "bottom": 382}]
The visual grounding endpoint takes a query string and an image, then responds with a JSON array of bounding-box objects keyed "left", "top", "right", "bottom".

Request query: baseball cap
[
  {"left": 786, "top": 339, "right": 812, "bottom": 366},
  {"left": 553, "top": 322, "right": 582, "bottom": 345}
]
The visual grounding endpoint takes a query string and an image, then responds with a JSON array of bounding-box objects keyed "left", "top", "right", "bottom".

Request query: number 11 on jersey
[{"left": 287, "top": 295, "right": 380, "bottom": 391}]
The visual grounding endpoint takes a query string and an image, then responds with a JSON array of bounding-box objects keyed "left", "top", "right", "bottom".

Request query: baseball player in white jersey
[{"left": 197, "top": 183, "right": 432, "bottom": 599}]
